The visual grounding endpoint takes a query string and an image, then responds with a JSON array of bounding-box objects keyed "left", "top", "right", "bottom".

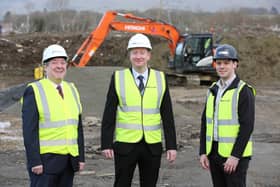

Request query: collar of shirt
[
  {"left": 217, "top": 74, "right": 236, "bottom": 90},
  {"left": 132, "top": 68, "right": 148, "bottom": 86},
  {"left": 49, "top": 79, "right": 63, "bottom": 89}
]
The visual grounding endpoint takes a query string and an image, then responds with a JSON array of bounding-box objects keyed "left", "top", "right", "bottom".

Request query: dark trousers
[
  {"left": 209, "top": 141, "right": 250, "bottom": 187},
  {"left": 28, "top": 156, "right": 75, "bottom": 187},
  {"left": 113, "top": 141, "right": 161, "bottom": 187}
]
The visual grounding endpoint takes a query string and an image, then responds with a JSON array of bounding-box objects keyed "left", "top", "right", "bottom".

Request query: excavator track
[{"left": 166, "top": 71, "right": 217, "bottom": 87}]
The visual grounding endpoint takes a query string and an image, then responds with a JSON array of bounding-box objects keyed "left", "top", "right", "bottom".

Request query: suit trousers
[
  {"left": 113, "top": 140, "right": 162, "bottom": 187},
  {"left": 28, "top": 154, "right": 76, "bottom": 187},
  {"left": 209, "top": 141, "right": 250, "bottom": 187}
]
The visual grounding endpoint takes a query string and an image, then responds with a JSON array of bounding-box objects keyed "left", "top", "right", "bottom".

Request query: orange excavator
[
  {"left": 71, "top": 11, "right": 181, "bottom": 67},
  {"left": 70, "top": 11, "right": 218, "bottom": 82}
]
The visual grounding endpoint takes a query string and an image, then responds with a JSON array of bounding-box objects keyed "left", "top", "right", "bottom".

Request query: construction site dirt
[{"left": 0, "top": 33, "right": 280, "bottom": 187}]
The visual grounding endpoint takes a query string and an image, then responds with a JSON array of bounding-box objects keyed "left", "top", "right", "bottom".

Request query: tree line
[{"left": 1, "top": 8, "right": 280, "bottom": 34}]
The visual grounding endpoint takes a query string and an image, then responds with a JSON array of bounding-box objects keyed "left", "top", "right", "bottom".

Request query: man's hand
[
  {"left": 224, "top": 156, "right": 239, "bottom": 174},
  {"left": 79, "top": 162, "right": 85, "bottom": 171},
  {"left": 102, "top": 149, "right": 114, "bottom": 159},
  {"left": 166, "top": 149, "right": 177, "bottom": 163},
  {"left": 200, "top": 154, "right": 209, "bottom": 170},
  {"left": 31, "top": 165, "right": 43, "bottom": 175}
]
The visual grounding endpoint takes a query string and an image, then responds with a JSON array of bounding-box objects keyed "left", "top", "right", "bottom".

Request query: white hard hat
[
  {"left": 127, "top": 33, "right": 152, "bottom": 50},
  {"left": 42, "top": 44, "right": 68, "bottom": 63}
]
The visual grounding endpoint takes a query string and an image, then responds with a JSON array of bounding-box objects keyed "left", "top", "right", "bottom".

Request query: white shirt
[
  {"left": 132, "top": 68, "right": 148, "bottom": 88},
  {"left": 50, "top": 80, "right": 63, "bottom": 89},
  {"left": 213, "top": 74, "right": 236, "bottom": 141}
]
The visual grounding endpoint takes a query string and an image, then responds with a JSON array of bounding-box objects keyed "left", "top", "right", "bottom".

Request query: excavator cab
[{"left": 172, "top": 33, "right": 216, "bottom": 74}]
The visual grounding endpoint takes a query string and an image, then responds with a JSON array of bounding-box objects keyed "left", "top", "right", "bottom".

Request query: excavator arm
[{"left": 71, "top": 11, "right": 182, "bottom": 67}]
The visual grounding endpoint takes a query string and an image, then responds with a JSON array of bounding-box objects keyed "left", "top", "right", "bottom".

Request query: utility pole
[
  {"left": 158, "top": 0, "right": 162, "bottom": 20},
  {"left": 160, "top": 0, "right": 172, "bottom": 24}
]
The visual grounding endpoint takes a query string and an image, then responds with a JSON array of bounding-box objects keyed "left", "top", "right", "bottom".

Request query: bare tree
[
  {"left": 3, "top": 11, "right": 13, "bottom": 23},
  {"left": 46, "top": 0, "right": 70, "bottom": 31},
  {"left": 24, "top": 1, "right": 34, "bottom": 32}
]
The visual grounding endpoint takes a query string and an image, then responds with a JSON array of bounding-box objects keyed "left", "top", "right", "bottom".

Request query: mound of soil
[{"left": 0, "top": 32, "right": 279, "bottom": 86}]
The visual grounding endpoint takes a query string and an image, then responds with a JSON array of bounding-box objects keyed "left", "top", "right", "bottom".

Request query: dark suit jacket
[
  {"left": 101, "top": 68, "right": 177, "bottom": 156},
  {"left": 22, "top": 85, "right": 85, "bottom": 174}
]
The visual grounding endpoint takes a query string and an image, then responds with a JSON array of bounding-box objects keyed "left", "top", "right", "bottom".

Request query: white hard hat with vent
[
  {"left": 42, "top": 44, "right": 68, "bottom": 63},
  {"left": 127, "top": 33, "right": 152, "bottom": 50}
]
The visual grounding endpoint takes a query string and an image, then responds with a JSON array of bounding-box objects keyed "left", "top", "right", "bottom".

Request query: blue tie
[{"left": 137, "top": 75, "right": 144, "bottom": 94}]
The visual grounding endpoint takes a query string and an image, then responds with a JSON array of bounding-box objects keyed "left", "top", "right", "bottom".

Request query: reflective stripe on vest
[
  {"left": 206, "top": 81, "right": 239, "bottom": 126},
  {"left": 118, "top": 70, "right": 163, "bottom": 109},
  {"left": 31, "top": 79, "right": 81, "bottom": 155},
  {"left": 205, "top": 80, "right": 253, "bottom": 157},
  {"left": 115, "top": 69, "right": 165, "bottom": 143},
  {"left": 34, "top": 81, "right": 81, "bottom": 129},
  {"left": 40, "top": 139, "right": 77, "bottom": 146},
  {"left": 116, "top": 122, "right": 161, "bottom": 131},
  {"left": 206, "top": 135, "right": 252, "bottom": 143},
  {"left": 117, "top": 106, "right": 160, "bottom": 114}
]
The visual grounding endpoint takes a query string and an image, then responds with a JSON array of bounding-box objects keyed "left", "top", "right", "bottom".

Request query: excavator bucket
[{"left": 0, "top": 81, "right": 32, "bottom": 112}]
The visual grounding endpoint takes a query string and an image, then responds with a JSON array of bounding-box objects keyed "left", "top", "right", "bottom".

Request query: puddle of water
[
  {"left": 0, "top": 121, "right": 11, "bottom": 128},
  {"left": 253, "top": 133, "right": 280, "bottom": 143},
  {"left": 0, "top": 129, "right": 18, "bottom": 133},
  {"left": 0, "top": 136, "right": 23, "bottom": 141}
]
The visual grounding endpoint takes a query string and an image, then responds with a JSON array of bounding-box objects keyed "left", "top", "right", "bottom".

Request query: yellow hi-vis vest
[
  {"left": 114, "top": 69, "right": 166, "bottom": 143},
  {"left": 205, "top": 80, "right": 254, "bottom": 157},
  {"left": 29, "top": 79, "right": 82, "bottom": 156}
]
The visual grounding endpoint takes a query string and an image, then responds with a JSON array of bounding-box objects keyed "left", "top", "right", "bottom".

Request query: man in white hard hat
[
  {"left": 22, "top": 44, "right": 85, "bottom": 187},
  {"left": 101, "top": 33, "right": 177, "bottom": 187}
]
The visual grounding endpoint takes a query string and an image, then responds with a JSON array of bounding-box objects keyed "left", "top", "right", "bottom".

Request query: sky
[{"left": 1, "top": 0, "right": 279, "bottom": 18}]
